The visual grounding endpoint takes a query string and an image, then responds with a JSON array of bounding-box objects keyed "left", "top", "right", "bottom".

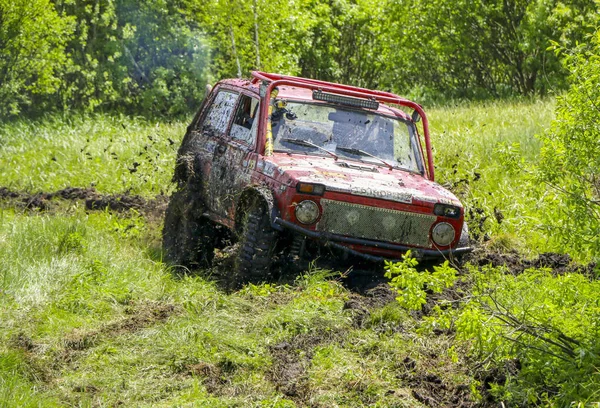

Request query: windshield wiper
[
  {"left": 336, "top": 146, "right": 394, "bottom": 170},
  {"left": 280, "top": 138, "right": 338, "bottom": 160}
]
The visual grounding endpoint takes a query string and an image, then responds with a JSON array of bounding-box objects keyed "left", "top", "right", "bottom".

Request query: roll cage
[{"left": 249, "top": 71, "right": 436, "bottom": 181}]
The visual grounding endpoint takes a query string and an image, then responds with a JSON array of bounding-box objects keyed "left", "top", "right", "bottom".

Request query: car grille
[{"left": 316, "top": 199, "right": 436, "bottom": 248}]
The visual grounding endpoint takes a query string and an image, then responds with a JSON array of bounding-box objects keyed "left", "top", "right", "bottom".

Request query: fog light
[
  {"left": 432, "top": 222, "right": 455, "bottom": 246},
  {"left": 295, "top": 200, "right": 320, "bottom": 224}
]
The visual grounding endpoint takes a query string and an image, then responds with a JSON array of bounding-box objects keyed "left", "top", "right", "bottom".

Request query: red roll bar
[{"left": 251, "top": 71, "right": 435, "bottom": 181}]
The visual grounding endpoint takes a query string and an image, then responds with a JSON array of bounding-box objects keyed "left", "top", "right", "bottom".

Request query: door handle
[{"left": 217, "top": 144, "right": 227, "bottom": 154}]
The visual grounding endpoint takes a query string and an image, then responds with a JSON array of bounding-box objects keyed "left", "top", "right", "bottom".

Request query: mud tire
[
  {"left": 163, "top": 189, "right": 214, "bottom": 269},
  {"left": 233, "top": 197, "right": 277, "bottom": 284}
]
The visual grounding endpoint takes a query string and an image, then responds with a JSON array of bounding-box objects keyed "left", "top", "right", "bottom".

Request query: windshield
[{"left": 271, "top": 100, "right": 423, "bottom": 173}]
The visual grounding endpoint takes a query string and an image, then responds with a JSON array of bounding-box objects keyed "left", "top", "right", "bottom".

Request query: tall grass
[
  {"left": 428, "top": 98, "right": 557, "bottom": 256},
  {"left": 0, "top": 115, "right": 187, "bottom": 196}
]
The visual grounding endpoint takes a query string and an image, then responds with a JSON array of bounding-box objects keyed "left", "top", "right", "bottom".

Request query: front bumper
[{"left": 274, "top": 217, "right": 472, "bottom": 262}]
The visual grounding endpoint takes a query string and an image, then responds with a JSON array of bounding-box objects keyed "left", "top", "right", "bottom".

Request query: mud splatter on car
[{"left": 163, "top": 72, "right": 471, "bottom": 283}]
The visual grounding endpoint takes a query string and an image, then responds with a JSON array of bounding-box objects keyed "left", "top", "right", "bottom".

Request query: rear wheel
[
  {"left": 163, "top": 189, "right": 215, "bottom": 269},
  {"left": 233, "top": 197, "right": 277, "bottom": 284}
]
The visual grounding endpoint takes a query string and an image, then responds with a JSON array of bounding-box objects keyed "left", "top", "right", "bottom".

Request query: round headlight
[
  {"left": 295, "top": 200, "right": 320, "bottom": 224},
  {"left": 432, "top": 222, "right": 456, "bottom": 246}
]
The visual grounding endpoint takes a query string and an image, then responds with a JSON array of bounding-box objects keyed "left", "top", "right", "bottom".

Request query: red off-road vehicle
[{"left": 163, "top": 72, "right": 470, "bottom": 280}]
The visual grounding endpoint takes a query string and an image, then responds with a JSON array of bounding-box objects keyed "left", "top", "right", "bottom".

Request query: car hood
[{"left": 261, "top": 154, "right": 462, "bottom": 207}]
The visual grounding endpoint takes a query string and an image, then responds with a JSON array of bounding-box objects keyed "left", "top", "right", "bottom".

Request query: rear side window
[
  {"left": 230, "top": 95, "right": 260, "bottom": 146},
  {"left": 201, "top": 90, "right": 238, "bottom": 136}
]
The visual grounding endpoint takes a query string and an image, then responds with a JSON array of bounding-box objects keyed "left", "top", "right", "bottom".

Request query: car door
[
  {"left": 208, "top": 93, "right": 260, "bottom": 221},
  {"left": 193, "top": 88, "right": 239, "bottom": 215}
]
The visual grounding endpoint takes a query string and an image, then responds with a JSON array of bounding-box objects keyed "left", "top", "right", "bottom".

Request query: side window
[
  {"left": 230, "top": 95, "right": 260, "bottom": 145},
  {"left": 201, "top": 90, "right": 238, "bottom": 136}
]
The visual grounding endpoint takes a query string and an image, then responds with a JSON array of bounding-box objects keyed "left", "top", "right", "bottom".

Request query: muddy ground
[{"left": 0, "top": 186, "right": 168, "bottom": 219}]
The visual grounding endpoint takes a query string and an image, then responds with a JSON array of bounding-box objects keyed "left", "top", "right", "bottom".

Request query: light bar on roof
[{"left": 312, "top": 90, "right": 379, "bottom": 110}]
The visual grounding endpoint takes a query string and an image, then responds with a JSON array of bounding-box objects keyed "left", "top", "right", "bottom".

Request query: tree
[
  {"left": 383, "top": 0, "right": 597, "bottom": 100},
  {"left": 54, "top": 0, "right": 211, "bottom": 116},
  {"left": 0, "top": 0, "right": 73, "bottom": 117}
]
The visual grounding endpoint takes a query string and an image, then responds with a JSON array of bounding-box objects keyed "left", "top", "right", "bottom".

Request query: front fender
[{"left": 236, "top": 185, "right": 283, "bottom": 232}]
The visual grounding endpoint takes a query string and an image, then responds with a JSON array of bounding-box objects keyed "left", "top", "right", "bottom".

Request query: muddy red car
[{"left": 163, "top": 72, "right": 470, "bottom": 280}]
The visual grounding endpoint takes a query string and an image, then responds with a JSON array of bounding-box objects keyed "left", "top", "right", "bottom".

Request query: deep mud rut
[{"left": 0, "top": 186, "right": 168, "bottom": 219}]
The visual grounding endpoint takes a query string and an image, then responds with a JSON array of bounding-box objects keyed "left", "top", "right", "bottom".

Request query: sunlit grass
[
  {"left": 0, "top": 114, "right": 187, "bottom": 196},
  {"left": 427, "top": 98, "right": 556, "bottom": 256}
]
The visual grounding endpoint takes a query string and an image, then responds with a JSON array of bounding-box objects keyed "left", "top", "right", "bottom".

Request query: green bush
[
  {"left": 537, "top": 30, "right": 600, "bottom": 259},
  {"left": 0, "top": 0, "right": 73, "bottom": 117},
  {"left": 387, "top": 255, "right": 600, "bottom": 405}
]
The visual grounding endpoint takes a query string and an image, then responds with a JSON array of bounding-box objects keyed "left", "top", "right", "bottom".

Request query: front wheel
[{"left": 233, "top": 197, "right": 277, "bottom": 284}]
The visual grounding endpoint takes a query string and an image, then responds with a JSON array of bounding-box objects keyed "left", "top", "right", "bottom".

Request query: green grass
[
  {"left": 0, "top": 208, "right": 478, "bottom": 406},
  {"left": 1, "top": 100, "right": 583, "bottom": 406},
  {"left": 0, "top": 114, "right": 187, "bottom": 196},
  {"left": 427, "top": 98, "right": 557, "bottom": 256}
]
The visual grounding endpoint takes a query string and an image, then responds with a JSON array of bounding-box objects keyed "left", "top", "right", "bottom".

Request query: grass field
[{"left": 3, "top": 98, "right": 596, "bottom": 407}]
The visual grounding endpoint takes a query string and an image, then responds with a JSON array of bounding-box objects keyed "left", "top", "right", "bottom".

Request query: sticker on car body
[{"left": 350, "top": 186, "right": 413, "bottom": 204}]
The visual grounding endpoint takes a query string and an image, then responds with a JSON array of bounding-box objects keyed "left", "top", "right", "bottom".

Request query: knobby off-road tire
[
  {"left": 234, "top": 198, "right": 277, "bottom": 284},
  {"left": 163, "top": 189, "right": 215, "bottom": 269}
]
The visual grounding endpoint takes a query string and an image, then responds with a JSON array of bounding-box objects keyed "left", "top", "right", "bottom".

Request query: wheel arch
[{"left": 234, "top": 185, "right": 283, "bottom": 234}]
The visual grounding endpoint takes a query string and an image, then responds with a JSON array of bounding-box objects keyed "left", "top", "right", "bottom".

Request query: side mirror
[{"left": 411, "top": 110, "right": 421, "bottom": 123}]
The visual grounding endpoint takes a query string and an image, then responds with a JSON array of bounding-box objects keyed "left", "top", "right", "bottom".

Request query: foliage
[
  {"left": 53, "top": 0, "right": 211, "bottom": 116},
  {"left": 387, "top": 253, "right": 600, "bottom": 405},
  {"left": 383, "top": 0, "right": 597, "bottom": 101},
  {"left": 385, "top": 251, "right": 457, "bottom": 310},
  {"left": 455, "top": 266, "right": 600, "bottom": 405},
  {"left": 537, "top": 30, "right": 600, "bottom": 259},
  {"left": 1, "top": 0, "right": 596, "bottom": 117},
  {"left": 0, "top": 0, "right": 73, "bottom": 116}
]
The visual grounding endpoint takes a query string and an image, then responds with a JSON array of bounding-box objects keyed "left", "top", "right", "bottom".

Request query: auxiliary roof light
[{"left": 312, "top": 90, "right": 379, "bottom": 110}]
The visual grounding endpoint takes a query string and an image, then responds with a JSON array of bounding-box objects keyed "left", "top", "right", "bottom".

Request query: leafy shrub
[
  {"left": 537, "top": 30, "right": 600, "bottom": 259},
  {"left": 0, "top": 0, "right": 73, "bottom": 117},
  {"left": 387, "top": 255, "right": 600, "bottom": 405},
  {"left": 385, "top": 251, "right": 457, "bottom": 310},
  {"left": 455, "top": 266, "right": 600, "bottom": 405}
]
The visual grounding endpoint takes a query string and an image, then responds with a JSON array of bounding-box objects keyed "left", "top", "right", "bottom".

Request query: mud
[
  {"left": 267, "top": 330, "right": 343, "bottom": 403},
  {"left": 186, "top": 362, "right": 227, "bottom": 394},
  {"left": 468, "top": 249, "right": 597, "bottom": 277},
  {"left": 0, "top": 186, "right": 168, "bottom": 218},
  {"left": 61, "top": 302, "right": 178, "bottom": 351},
  {"left": 343, "top": 283, "right": 397, "bottom": 327}
]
